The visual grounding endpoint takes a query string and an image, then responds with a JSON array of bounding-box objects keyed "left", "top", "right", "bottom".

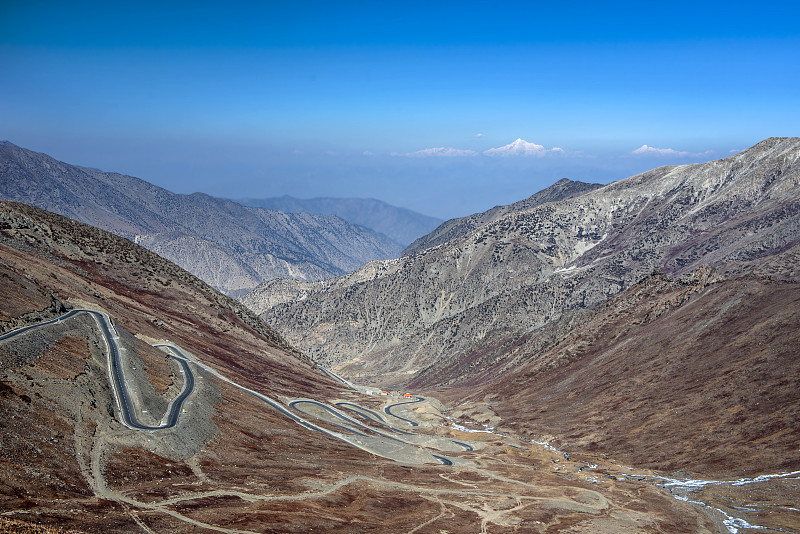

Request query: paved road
[
  {"left": 432, "top": 455, "right": 454, "bottom": 466},
  {"left": 0, "top": 308, "right": 88, "bottom": 341},
  {"left": 288, "top": 400, "right": 371, "bottom": 437},
  {"left": 319, "top": 367, "right": 357, "bottom": 390},
  {"left": 384, "top": 396, "right": 425, "bottom": 427},
  {"left": 4, "top": 311, "right": 459, "bottom": 465},
  {"left": 1, "top": 309, "right": 194, "bottom": 430},
  {"left": 291, "top": 400, "right": 416, "bottom": 443},
  {"left": 156, "top": 343, "right": 349, "bottom": 439},
  {"left": 381, "top": 397, "right": 473, "bottom": 451},
  {"left": 335, "top": 402, "right": 413, "bottom": 435},
  {"left": 290, "top": 399, "right": 454, "bottom": 465}
]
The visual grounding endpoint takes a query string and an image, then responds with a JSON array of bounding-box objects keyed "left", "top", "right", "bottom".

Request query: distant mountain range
[
  {"left": 243, "top": 137, "right": 800, "bottom": 386},
  {"left": 236, "top": 196, "right": 443, "bottom": 247},
  {"left": 240, "top": 137, "right": 800, "bottom": 492},
  {"left": 0, "top": 141, "right": 402, "bottom": 296},
  {"left": 0, "top": 193, "right": 730, "bottom": 534},
  {"left": 3, "top": 139, "right": 799, "bottom": 532}
]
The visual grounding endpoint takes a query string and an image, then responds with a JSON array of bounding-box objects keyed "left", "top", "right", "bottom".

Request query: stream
[{"left": 445, "top": 416, "right": 798, "bottom": 533}]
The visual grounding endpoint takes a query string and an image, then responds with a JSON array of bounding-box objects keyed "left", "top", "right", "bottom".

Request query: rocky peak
[{"left": 243, "top": 138, "right": 800, "bottom": 387}]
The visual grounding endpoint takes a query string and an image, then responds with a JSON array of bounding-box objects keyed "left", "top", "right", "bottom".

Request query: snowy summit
[{"left": 484, "top": 138, "right": 563, "bottom": 157}]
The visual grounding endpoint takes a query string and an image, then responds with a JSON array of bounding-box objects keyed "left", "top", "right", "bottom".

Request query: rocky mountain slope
[
  {"left": 0, "top": 141, "right": 401, "bottom": 296},
  {"left": 243, "top": 138, "right": 800, "bottom": 387},
  {"left": 428, "top": 263, "right": 800, "bottom": 532},
  {"left": 238, "top": 195, "right": 444, "bottom": 247},
  {"left": 426, "top": 264, "right": 800, "bottom": 474},
  {"left": 403, "top": 177, "right": 603, "bottom": 255},
  {"left": 0, "top": 200, "right": 727, "bottom": 533}
]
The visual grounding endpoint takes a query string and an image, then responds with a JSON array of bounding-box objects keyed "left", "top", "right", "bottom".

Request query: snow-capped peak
[{"left": 484, "top": 138, "right": 553, "bottom": 157}]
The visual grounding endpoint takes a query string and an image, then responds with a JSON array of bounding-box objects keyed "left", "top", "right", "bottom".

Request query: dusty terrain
[
  {"left": 234, "top": 139, "right": 800, "bottom": 532},
  {"left": 424, "top": 266, "right": 800, "bottom": 532},
  {"left": 0, "top": 201, "right": 740, "bottom": 532}
]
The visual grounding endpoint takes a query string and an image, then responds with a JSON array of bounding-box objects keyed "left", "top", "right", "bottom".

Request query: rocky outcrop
[
  {"left": 0, "top": 141, "right": 402, "bottom": 295},
  {"left": 243, "top": 138, "right": 800, "bottom": 386},
  {"left": 403, "top": 177, "right": 603, "bottom": 255}
]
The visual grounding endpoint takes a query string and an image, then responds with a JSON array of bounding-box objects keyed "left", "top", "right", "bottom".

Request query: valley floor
[
  {"left": 5, "top": 311, "right": 798, "bottom": 533},
  {"left": 0, "top": 309, "right": 736, "bottom": 534}
]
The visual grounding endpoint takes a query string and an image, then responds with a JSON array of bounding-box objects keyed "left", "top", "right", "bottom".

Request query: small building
[
  {"left": 403, "top": 393, "right": 413, "bottom": 398},
  {"left": 380, "top": 391, "right": 389, "bottom": 396}
]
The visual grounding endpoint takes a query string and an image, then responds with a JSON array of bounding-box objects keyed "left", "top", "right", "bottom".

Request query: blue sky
[{"left": 2, "top": 1, "right": 798, "bottom": 219}]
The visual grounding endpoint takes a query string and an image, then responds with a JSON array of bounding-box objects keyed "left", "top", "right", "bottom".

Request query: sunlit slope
[{"left": 245, "top": 137, "right": 800, "bottom": 387}]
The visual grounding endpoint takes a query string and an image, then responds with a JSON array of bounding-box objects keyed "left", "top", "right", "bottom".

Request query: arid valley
[{"left": 1, "top": 137, "right": 799, "bottom": 533}]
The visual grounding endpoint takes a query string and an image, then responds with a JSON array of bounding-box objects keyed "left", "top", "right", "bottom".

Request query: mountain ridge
[
  {"left": 403, "top": 177, "right": 604, "bottom": 255},
  {"left": 0, "top": 141, "right": 402, "bottom": 296},
  {"left": 242, "top": 137, "right": 800, "bottom": 386},
  {"left": 0, "top": 200, "right": 730, "bottom": 533},
  {"left": 237, "top": 195, "right": 443, "bottom": 247}
]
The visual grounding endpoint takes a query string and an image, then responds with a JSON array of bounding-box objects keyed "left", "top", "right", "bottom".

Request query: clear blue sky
[{"left": 2, "top": 1, "right": 798, "bottom": 219}]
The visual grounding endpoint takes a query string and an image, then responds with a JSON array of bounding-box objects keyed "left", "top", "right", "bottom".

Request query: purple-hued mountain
[{"left": 0, "top": 141, "right": 401, "bottom": 296}]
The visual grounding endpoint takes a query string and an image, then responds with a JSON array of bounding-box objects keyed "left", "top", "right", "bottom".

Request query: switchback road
[
  {"left": 1, "top": 309, "right": 194, "bottom": 430},
  {"left": 4, "top": 311, "right": 465, "bottom": 466},
  {"left": 384, "top": 396, "right": 425, "bottom": 427},
  {"left": 335, "top": 401, "right": 412, "bottom": 435}
]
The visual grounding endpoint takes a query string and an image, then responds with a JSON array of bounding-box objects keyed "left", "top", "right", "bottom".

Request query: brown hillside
[
  {"left": 433, "top": 266, "right": 800, "bottom": 480},
  {"left": 1, "top": 201, "right": 729, "bottom": 533}
]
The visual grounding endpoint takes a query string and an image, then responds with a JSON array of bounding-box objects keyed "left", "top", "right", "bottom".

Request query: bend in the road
[
  {"left": 288, "top": 400, "right": 371, "bottom": 437},
  {"left": 384, "top": 396, "right": 425, "bottom": 427},
  {"left": 4, "top": 311, "right": 458, "bottom": 467},
  {"left": 335, "top": 402, "right": 413, "bottom": 435},
  {"left": 2, "top": 310, "right": 194, "bottom": 431}
]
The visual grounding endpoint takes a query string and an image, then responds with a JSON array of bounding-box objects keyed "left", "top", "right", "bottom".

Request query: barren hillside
[
  {"left": 0, "top": 141, "right": 401, "bottom": 296},
  {"left": 244, "top": 138, "right": 800, "bottom": 389},
  {"left": 1, "top": 201, "right": 732, "bottom": 533}
]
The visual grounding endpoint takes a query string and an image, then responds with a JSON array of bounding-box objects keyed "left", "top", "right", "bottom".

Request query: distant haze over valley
[
  {"left": 237, "top": 196, "right": 443, "bottom": 247},
  {"left": 0, "top": 141, "right": 403, "bottom": 296}
]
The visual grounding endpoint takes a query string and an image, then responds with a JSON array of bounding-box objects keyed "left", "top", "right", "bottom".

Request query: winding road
[
  {"left": 381, "top": 396, "right": 474, "bottom": 452},
  {"left": 3, "top": 310, "right": 467, "bottom": 466},
  {"left": 335, "top": 401, "right": 412, "bottom": 435},
  {"left": 4, "top": 309, "right": 785, "bottom": 532},
  {"left": 1, "top": 309, "right": 194, "bottom": 430},
  {"left": 319, "top": 367, "right": 357, "bottom": 390},
  {"left": 0, "top": 308, "right": 89, "bottom": 341},
  {"left": 289, "top": 399, "right": 455, "bottom": 465},
  {"left": 383, "top": 396, "right": 425, "bottom": 427},
  {"left": 289, "top": 399, "right": 372, "bottom": 436}
]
